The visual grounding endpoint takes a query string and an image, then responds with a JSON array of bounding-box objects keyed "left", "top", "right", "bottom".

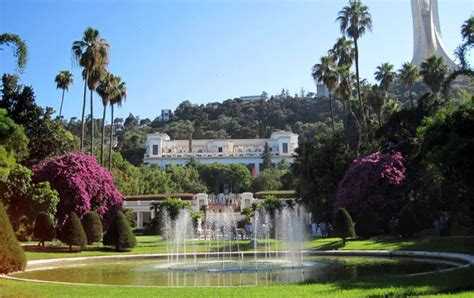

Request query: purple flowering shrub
[
  {"left": 33, "top": 152, "right": 123, "bottom": 227},
  {"left": 334, "top": 151, "right": 406, "bottom": 221}
]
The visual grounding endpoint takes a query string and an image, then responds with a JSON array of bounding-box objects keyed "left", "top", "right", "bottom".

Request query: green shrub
[
  {"left": 398, "top": 205, "right": 420, "bottom": 237},
  {"left": 81, "top": 211, "right": 103, "bottom": 245},
  {"left": 60, "top": 212, "right": 87, "bottom": 251},
  {"left": 355, "top": 207, "right": 382, "bottom": 239},
  {"left": 0, "top": 201, "right": 26, "bottom": 274},
  {"left": 103, "top": 211, "right": 136, "bottom": 251},
  {"left": 33, "top": 212, "right": 55, "bottom": 247},
  {"left": 333, "top": 208, "right": 355, "bottom": 245}
]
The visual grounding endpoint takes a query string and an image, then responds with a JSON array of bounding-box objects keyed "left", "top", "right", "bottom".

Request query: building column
[{"left": 137, "top": 212, "right": 143, "bottom": 229}]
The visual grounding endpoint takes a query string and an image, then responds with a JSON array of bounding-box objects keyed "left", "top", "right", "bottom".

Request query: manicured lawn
[{"left": 2, "top": 236, "right": 472, "bottom": 297}]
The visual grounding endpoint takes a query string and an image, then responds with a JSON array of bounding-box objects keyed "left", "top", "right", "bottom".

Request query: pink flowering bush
[
  {"left": 32, "top": 152, "right": 123, "bottom": 227},
  {"left": 334, "top": 151, "right": 406, "bottom": 222}
]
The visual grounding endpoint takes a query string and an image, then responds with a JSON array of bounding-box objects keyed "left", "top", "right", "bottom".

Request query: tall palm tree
[
  {"left": 72, "top": 27, "right": 110, "bottom": 153},
  {"left": 96, "top": 72, "right": 117, "bottom": 165},
  {"left": 420, "top": 55, "right": 448, "bottom": 98},
  {"left": 336, "top": 0, "right": 372, "bottom": 129},
  {"left": 109, "top": 77, "right": 127, "bottom": 171},
  {"left": 54, "top": 70, "right": 74, "bottom": 119},
  {"left": 374, "top": 63, "right": 395, "bottom": 92},
  {"left": 398, "top": 62, "right": 420, "bottom": 108},
  {"left": 329, "top": 37, "right": 355, "bottom": 69},
  {"left": 0, "top": 33, "right": 28, "bottom": 73},
  {"left": 312, "top": 55, "right": 338, "bottom": 133}
]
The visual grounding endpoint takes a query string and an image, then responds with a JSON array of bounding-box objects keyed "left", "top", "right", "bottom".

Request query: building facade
[{"left": 143, "top": 131, "right": 298, "bottom": 174}]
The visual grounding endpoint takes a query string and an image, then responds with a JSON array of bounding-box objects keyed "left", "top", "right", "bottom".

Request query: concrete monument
[{"left": 411, "top": 0, "right": 457, "bottom": 69}]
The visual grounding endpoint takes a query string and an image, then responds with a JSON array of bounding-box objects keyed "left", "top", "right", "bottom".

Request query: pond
[{"left": 12, "top": 256, "right": 458, "bottom": 287}]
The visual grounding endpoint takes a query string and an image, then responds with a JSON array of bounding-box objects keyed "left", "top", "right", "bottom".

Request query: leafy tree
[
  {"left": 32, "top": 152, "right": 123, "bottom": 228},
  {"left": 420, "top": 55, "right": 448, "bottom": 98},
  {"left": 398, "top": 62, "right": 420, "bottom": 108},
  {"left": 161, "top": 198, "right": 192, "bottom": 221},
  {"left": 0, "top": 33, "right": 28, "bottom": 73},
  {"left": 335, "top": 151, "right": 406, "bottom": 224},
  {"left": 54, "top": 70, "right": 74, "bottom": 119},
  {"left": 252, "top": 168, "right": 283, "bottom": 192},
  {"left": 0, "top": 201, "right": 26, "bottom": 274},
  {"left": 374, "top": 62, "right": 396, "bottom": 124},
  {"left": 81, "top": 211, "right": 103, "bottom": 245},
  {"left": 333, "top": 208, "right": 355, "bottom": 245},
  {"left": 1, "top": 164, "right": 59, "bottom": 239},
  {"left": 337, "top": 0, "right": 373, "bottom": 130},
  {"left": 103, "top": 211, "right": 137, "bottom": 251},
  {"left": 397, "top": 204, "right": 420, "bottom": 238},
  {"left": 0, "top": 108, "right": 28, "bottom": 180},
  {"left": 60, "top": 212, "right": 87, "bottom": 251},
  {"left": 33, "top": 212, "right": 55, "bottom": 247},
  {"left": 293, "top": 130, "right": 355, "bottom": 221},
  {"left": 166, "top": 164, "right": 207, "bottom": 193},
  {"left": 72, "top": 27, "right": 110, "bottom": 153}
]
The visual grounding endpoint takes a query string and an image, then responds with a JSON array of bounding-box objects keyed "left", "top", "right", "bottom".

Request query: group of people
[{"left": 310, "top": 222, "right": 332, "bottom": 238}]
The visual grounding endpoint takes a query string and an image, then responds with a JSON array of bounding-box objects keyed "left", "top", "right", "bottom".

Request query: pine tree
[
  {"left": 60, "top": 212, "right": 87, "bottom": 251},
  {"left": 33, "top": 212, "right": 55, "bottom": 247},
  {"left": 103, "top": 211, "right": 136, "bottom": 251},
  {"left": 81, "top": 211, "right": 103, "bottom": 245},
  {"left": 261, "top": 142, "right": 273, "bottom": 171},
  {"left": 0, "top": 201, "right": 26, "bottom": 274},
  {"left": 333, "top": 208, "right": 355, "bottom": 245}
]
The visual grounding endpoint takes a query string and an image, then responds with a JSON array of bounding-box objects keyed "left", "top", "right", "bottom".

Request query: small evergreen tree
[
  {"left": 60, "top": 212, "right": 87, "bottom": 251},
  {"left": 355, "top": 207, "right": 382, "bottom": 239},
  {"left": 103, "top": 211, "right": 136, "bottom": 251},
  {"left": 261, "top": 142, "right": 273, "bottom": 171},
  {"left": 398, "top": 205, "right": 420, "bottom": 238},
  {"left": 333, "top": 208, "right": 355, "bottom": 245},
  {"left": 0, "top": 201, "right": 26, "bottom": 274},
  {"left": 81, "top": 211, "right": 103, "bottom": 245},
  {"left": 33, "top": 212, "right": 55, "bottom": 247}
]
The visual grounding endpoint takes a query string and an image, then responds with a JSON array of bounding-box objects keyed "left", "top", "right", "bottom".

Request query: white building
[
  {"left": 316, "top": 83, "right": 329, "bottom": 97},
  {"left": 143, "top": 131, "right": 298, "bottom": 174}
]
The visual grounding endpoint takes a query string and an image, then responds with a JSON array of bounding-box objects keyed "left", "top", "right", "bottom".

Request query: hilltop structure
[{"left": 411, "top": 0, "right": 457, "bottom": 69}]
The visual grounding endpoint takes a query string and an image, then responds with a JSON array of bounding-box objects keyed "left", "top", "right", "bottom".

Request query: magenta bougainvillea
[
  {"left": 32, "top": 152, "right": 123, "bottom": 227},
  {"left": 334, "top": 151, "right": 406, "bottom": 221}
]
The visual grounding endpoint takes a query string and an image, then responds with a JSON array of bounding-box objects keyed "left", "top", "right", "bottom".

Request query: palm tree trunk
[
  {"left": 409, "top": 86, "right": 414, "bottom": 109},
  {"left": 80, "top": 76, "right": 87, "bottom": 151},
  {"left": 100, "top": 104, "right": 107, "bottom": 165},
  {"left": 354, "top": 39, "right": 367, "bottom": 135},
  {"left": 328, "top": 91, "right": 335, "bottom": 133},
  {"left": 109, "top": 104, "right": 114, "bottom": 171},
  {"left": 59, "top": 89, "right": 65, "bottom": 119},
  {"left": 90, "top": 89, "right": 94, "bottom": 156}
]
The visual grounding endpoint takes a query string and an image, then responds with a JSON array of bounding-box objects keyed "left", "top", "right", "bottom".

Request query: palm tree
[
  {"left": 420, "top": 55, "right": 448, "bottom": 98},
  {"left": 96, "top": 72, "right": 117, "bottom": 165},
  {"left": 0, "top": 33, "right": 28, "bottom": 73},
  {"left": 72, "top": 27, "right": 110, "bottom": 153},
  {"left": 312, "top": 55, "right": 338, "bottom": 133},
  {"left": 373, "top": 63, "right": 395, "bottom": 124},
  {"left": 398, "top": 62, "right": 420, "bottom": 108},
  {"left": 108, "top": 77, "right": 127, "bottom": 171},
  {"left": 54, "top": 70, "right": 74, "bottom": 119},
  {"left": 329, "top": 37, "right": 355, "bottom": 69},
  {"left": 336, "top": 0, "right": 372, "bottom": 129}
]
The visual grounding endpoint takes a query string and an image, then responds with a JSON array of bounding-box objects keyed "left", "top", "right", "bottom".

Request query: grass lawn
[{"left": 1, "top": 236, "right": 472, "bottom": 297}]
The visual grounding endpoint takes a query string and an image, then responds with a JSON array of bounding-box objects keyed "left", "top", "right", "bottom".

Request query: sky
[{"left": 1, "top": 0, "right": 472, "bottom": 121}]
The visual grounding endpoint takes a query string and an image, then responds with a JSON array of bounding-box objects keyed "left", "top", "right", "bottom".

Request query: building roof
[{"left": 124, "top": 193, "right": 196, "bottom": 201}]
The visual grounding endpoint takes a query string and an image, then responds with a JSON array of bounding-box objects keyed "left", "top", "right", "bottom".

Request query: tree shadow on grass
[{"left": 22, "top": 244, "right": 115, "bottom": 254}]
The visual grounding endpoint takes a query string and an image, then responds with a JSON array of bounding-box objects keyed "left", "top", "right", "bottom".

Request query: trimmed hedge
[
  {"left": 33, "top": 212, "right": 55, "bottom": 247},
  {"left": 81, "top": 211, "right": 103, "bottom": 245},
  {"left": 333, "top": 208, "right": 355, "bottom": 244},
  {"left": 60, "top": 212, "right": 87, "bottom": 251},
  {"left": 103, "top": 211, "right": 136, "bottom": 251},
  {"left": 355, "top": 207, "right": 382, "bottom": 239},
  {"left": 0, "top": 201, "right": 26, "bottom": 274}
]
